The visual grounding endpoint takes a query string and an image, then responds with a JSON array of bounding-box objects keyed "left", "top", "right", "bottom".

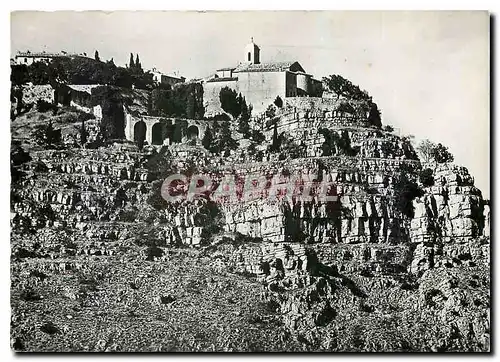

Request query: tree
[
  {"left": 416, "top": 139, "right": 437, "bottom": 163},
  {"left": 94, "top": 50, "right": 100, "bottom": 62},
  {"left": 129, "top": 53, "right": 135, "bottom": 69},
  {"left": 270, "top": 124, "right": 279, "bottom": 152},
  {"left": 98, "top": 89, "right": 125, "bottom": 140},
  {"left": 36, "top": 99, "right": 54, "bottom": 113},
  {"left": 202, "top": 127, "right": 214, "bottom": 150},
  {"left": 11, "top": 142, "right": 32, "bottom": 184},
  {"left": 322, "top": 74, "right": 371, "bottom": 101},
  {"left": 80, "top": 118, "right": 88, "bottom": 146},
  {"left": 419, "top": 168, "right": 434, "bottom": 187},
  {"left": 323, "top": 74, "right": 349, "bottom": 100},
  {"left": 135, "top": 54, "right": 142, "bottom": 70},
  {"left": 431, "top": 143, "right": 454, "bottom": 163},
  {"left": 384, "top": 125, "right": 394, "bottom": 133},
  {"left": 219, "top": 87, "right": 240, "bottom": 118},
  {"left": 368, "top": 103, "right": 382, "bottom": 128},
  {"left": 238, "top": 95, "right": 251, "bottom": 137},
  {"left": 274, "top": 95, "right": 283, "bottom": 108},
  {"left": 32, "top": 121, "right": 62, "bottom": 149},
  {"left": 211, "top": 120, "right": 238, "bottom": 154},
  {"left": 265, "top": 104, "right": 276, "bottom": 119},
  {"left": 338, "top": 102, "right": 355, "bottom": 114},
  {"left": 394, "top": 167, "right": 424, "bottom": 219},
  {"left": 250, "top": 130, "right": 265, "bottom": 144}
]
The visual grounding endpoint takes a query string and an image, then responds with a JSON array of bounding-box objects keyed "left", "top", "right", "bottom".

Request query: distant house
[
  {"left": 203, "top": 38, "right": 323, "bottom": 114},
  {"left": 151, "top": 68, "right": 186, "bottom": 87},
  {"left": 14, "top": 50, "right": 89, "bottom": 66}
]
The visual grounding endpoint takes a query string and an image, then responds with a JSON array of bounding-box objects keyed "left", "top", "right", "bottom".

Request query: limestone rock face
[{"left": 10, "top": 92, "right": 489, "bottom": 351}]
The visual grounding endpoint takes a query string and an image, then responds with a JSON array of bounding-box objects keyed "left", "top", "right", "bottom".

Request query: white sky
[{"left": 10, "top": 11, "right": 490, "bottom": 197}]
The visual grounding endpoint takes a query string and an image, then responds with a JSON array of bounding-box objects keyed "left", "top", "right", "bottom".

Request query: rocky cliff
[{"left": 10, "top": 89, "right": 489, "bottom": 351}]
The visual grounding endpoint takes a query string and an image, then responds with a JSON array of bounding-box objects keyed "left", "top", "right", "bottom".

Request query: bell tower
[{"left": 244, "top": 37, "right": 260, "bottom": 64}]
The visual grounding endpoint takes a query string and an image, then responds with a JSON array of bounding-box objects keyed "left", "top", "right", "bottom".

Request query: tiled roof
[
  {"left": 206, "top": 77, "right": 238, "bottom": 83},
  {"left": 233, "top": 61, "right": 303, "bottom": 73},
  {"left": 67, "top": 84, "right": 101, "bottom": 94}
]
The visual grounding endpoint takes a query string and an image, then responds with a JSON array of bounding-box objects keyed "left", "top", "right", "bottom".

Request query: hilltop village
[
  {"left": 10, "top": 39, "right": 490, "bottom": 352},
  {"left": 12, "top": 39, "right": 328, "bottom": 148}
]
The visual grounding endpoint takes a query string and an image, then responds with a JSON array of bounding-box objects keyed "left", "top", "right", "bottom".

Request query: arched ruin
[
  {"left": 124, "top": 108, "right": 207, "bottom": 147},
  {"left": 133, "top": 121, "right": 146, "bottom": 146},
  {"left": 151, "top": 123, "right": 164, "bottom": 145}
]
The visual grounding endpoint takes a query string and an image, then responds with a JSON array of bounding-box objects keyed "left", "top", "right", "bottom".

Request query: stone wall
[{"left": 20, "top": 83, "right": 54, "bottom": 106}]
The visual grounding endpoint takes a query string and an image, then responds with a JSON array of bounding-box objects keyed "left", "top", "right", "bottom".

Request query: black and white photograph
[{"left": 8, "top": 10, "right": 490, "bottom": 352}]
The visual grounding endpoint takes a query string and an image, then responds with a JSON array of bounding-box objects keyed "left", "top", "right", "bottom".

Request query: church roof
[{"left": 233, "top": 61, "right": 305, "bottom": 73}]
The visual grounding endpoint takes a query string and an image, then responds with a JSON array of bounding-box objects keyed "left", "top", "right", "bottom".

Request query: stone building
[
  {"left": 14, "top": 50, "right": 87, "bottom": 65},
  {"left": 203, "top": 38, "right": 322, "bottom": 114},
  {"left": 151, "top": 68, "right": 186, "bottom": 87}
]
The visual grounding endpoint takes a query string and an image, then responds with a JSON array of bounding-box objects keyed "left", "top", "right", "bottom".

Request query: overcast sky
[{"left": 11, "top": 11, "right": 490, "bottom": 197}]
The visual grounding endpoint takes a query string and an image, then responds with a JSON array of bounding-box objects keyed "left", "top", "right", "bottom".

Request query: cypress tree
[
  {"left": 202, "top": 127, "right": 214, "bottom": 151},
  {"left": 129, "top": 53, "right": 135, "bottom": 68},
  {"left": 135, "top": 54, "right": 141, "bottom": 70}
]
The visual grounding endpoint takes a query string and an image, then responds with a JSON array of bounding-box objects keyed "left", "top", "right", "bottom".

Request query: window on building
[{"left": 248, "top": 52, "right": 251, "bottom": 61}]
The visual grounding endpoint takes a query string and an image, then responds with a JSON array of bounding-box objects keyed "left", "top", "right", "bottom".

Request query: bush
[
  {"left": 36, "top": 99, "right": 55, "bottom": 113},
  {"left": 431, "top": 143, "right": 454, "bottom": 163},
  {"left": 203, "top": 115, "right": 238, "bottom": 154},
  {"left": 250, "top": 130, "right": 265, "bottom": 144},
  {"left": 274, "top": 96, "right": 283, "bottom": 108},
  {"left": 384, "top": 125, "right": 394, "bottom": 132},
  {"left": 319, "top": 128, "right": 358, "bottom": 157},
  {"left": 394, "top": 167, "right": 424, "bottom": 218},
  {"left": 337, "top": 102, "right": 355, "bottom": 114},
  {"left": 32, "top": 121, "right": 62, "bottom": 149},
  {"left": 419, "top": 168, "right": 434, "bottom": 187},
  {"left": 265, "top": 104, "right": 276, "bottom": 119}
]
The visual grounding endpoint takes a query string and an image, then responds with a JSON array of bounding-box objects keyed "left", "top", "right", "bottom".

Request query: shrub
[
  {"left": 337, "top": 102, "right": 355, "bottom": 114},
  {"left": 431, "top": 143, "right": 454, "bottom": 163},
  {"left": 203, "top": 116, "right": 238, "bottom": 155},
  {"left": 265, "top": 104, "right": 276, "bottom": 119},
  {"left": 384, "top": 125, "right": 394, "bottom": 132},
  {"left": 36, "top": 99, "right": 55, "bottom": 113},
  {"left": 32, "top": 121, "right": 62, "bottom": 149},
  {"left": 274, "top": 96, "right": 283, "bottom": 108},
  {"left": 419, "top": 168, "right": 434, "bottom": 187},
  {"left": 250, "top": 130, "right": 265, "bottom": 144},
  {"left": 394, "top": 167, "right": 424, "bottom": 218},
  {"left": 319, "top": 128, "right": 358, "bottom": 157}
]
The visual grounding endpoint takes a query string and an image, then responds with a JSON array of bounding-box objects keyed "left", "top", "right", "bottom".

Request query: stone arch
[
  {"left": 186, "top": 125, "right": 200, "bottom": 140},
  {"left": 151, "top": 122, "right": 164, "bottom": 145},
  {"left": 134, "top": 121, "right": 146, "bottom": 147},
  {"left": 164, "top": 119, "right": 176, "bottom": 144}
]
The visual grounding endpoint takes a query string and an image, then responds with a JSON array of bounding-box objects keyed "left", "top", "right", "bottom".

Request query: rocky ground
[{"left": 10, "top": 96, "right": 490, "bottom": 352}]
